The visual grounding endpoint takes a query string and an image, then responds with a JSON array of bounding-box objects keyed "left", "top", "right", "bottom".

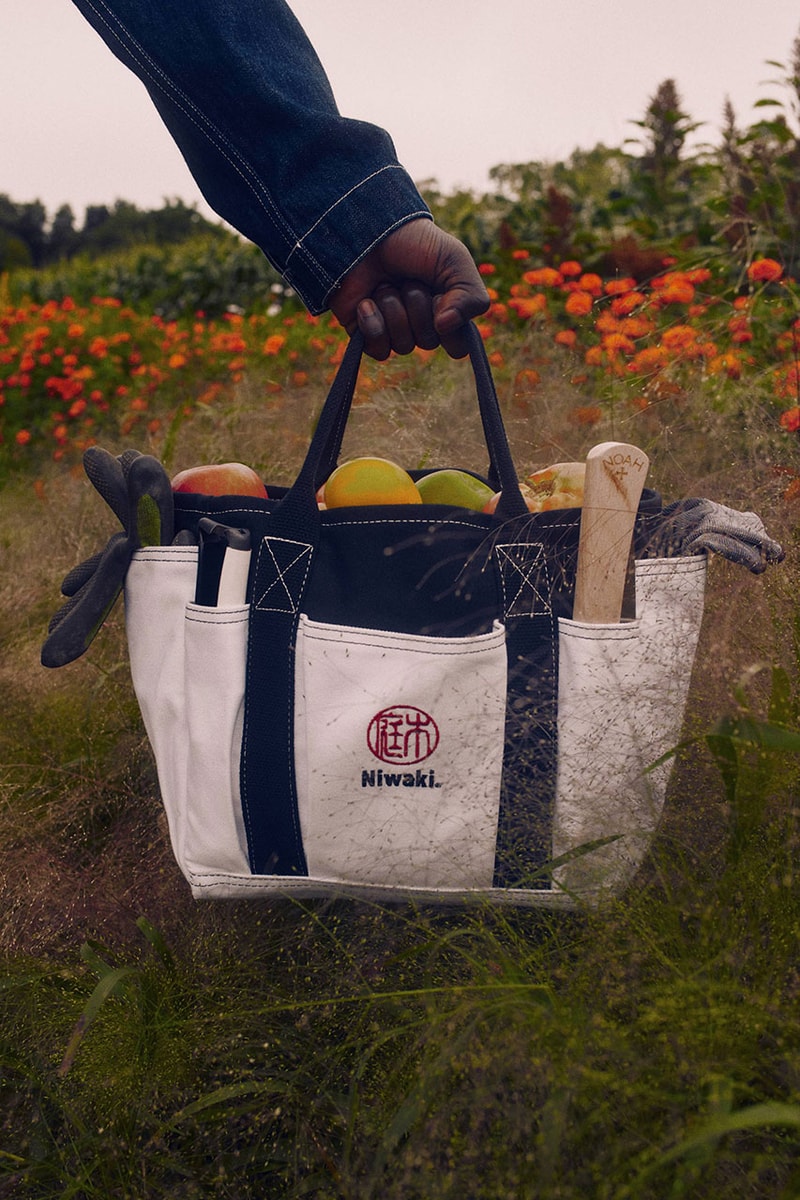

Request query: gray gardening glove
[
  {"left": 41, "top": 447, "right": 176, "bottom": 667},
  {"left": 646, "top": 498, "right": 785, "bottom": 574}
]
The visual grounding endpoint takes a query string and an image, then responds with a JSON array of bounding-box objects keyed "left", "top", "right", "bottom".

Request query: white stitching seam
[
  {"left": 253, "top": 537, "right": 313, "bottom": 613},
  {"left": 495, "top": 544, "right": 550, "bottom": 617}
]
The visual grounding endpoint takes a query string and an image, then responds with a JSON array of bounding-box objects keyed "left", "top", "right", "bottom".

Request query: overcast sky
[{"left": 3, "top": 0, "right": 800, "bottom": 224}]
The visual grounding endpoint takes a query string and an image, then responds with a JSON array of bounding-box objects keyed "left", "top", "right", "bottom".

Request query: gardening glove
[
  {"left": 41, "top": 447, "right": 175, "bottom": 668},
  {"left": 646, "top": 497, "right": 785, "bottom": 574}
]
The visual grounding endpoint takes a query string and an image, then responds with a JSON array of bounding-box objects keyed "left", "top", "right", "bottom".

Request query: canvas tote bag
[{"left": 124, "top": 324, "right": 705, "bottom": 907}]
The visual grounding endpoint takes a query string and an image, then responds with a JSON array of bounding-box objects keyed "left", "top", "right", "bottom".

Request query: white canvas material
[
  {"left": 124, "top": 548, "right": 706, "bottom": 907},
  {"left": 552, "top": 555, "right": 707, "bottom": 897},
  {"left": 293, "top": 615, "right": 507, "bottom": 889}
]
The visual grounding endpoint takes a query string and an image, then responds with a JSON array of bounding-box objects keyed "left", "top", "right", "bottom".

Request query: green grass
[{"left": 1, "top": 335, "right": 798, "bottom": 1198}]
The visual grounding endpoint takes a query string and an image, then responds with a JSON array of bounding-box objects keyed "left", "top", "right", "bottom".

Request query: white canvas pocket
[
  {"left": 125, "top": 545, "right": 197, "bottom": 858},
  {"left": 126, "top": 546, "right": 251, "bottom": 880},
  {"left": 293, "top": 616, "right": 508, "bottom": 889},
  {"left": 552, "top": 555, "right": 706, "bottom": 896},
  {"left": 182, "top": 604, "right": 250, "bottom": 877}
]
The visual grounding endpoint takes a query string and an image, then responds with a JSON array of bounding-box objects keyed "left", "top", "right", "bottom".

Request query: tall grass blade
[{"left": 57, "top": 966, "right": 138, "bottom": 1077}]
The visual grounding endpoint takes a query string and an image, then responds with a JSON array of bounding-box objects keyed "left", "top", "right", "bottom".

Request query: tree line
[{"left": 0, "top": 196, "right": 226, "bottom": 272}]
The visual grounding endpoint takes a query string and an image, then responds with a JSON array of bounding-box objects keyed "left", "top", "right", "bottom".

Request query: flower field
[{"left": 2, "top": 248, "right": 799, "bottom": 496}]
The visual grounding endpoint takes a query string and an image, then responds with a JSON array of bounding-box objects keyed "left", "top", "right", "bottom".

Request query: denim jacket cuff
[{"left": 281, "top": 166, "right": 432, "bottom": 314}]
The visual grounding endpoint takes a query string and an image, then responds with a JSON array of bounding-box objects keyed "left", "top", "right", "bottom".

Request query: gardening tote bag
[{"left": 124, "top": 325, "right": 706, "bottom": 907}]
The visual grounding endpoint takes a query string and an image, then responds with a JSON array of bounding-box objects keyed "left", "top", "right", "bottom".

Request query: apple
[
  {"left": 171, "top": 462, "right": 268, "bottom": 498},
  {"left": 416, "top": 469, "right": 495, "bottom": 511},
  {"left": 323, "top": 457, "right": 422, "bottom": 507}
]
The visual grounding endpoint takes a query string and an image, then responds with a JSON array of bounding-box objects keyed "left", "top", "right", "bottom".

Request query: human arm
[{"left": 68, "top": 0, "right": 488, "bottom": 355}]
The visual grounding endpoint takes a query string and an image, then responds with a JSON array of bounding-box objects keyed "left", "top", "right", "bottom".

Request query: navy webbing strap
[{"left": 239, "top": 325, "right": 533, "bottom": 876}]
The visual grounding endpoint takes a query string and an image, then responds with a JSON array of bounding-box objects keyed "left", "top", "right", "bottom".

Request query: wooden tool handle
[{"left": 573, "top": 442, "right": 649, "bottom": 624}]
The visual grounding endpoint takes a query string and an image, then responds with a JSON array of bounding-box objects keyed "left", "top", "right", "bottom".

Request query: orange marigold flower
[
  {"left": 780, "top": 406, "right": 800, "bottom": 432},
  {"left": 684, "top": 267, "right": 712, "bottom": 284},
  {"left": 658, "top": 281, "right": 695, "bottom": 304},
  {"left": 630, "top": 346, "right": 669, "bottom": 373},
  {"left": 68, "top": 398, "right": 87, "bottom": 418},
  {"left": 522, "top": 267, "right": 563, "bottom": 288},
  {"left": 747, "top": 258, "right": 783, "bottom": 284},
  {"left": 584, "top": 346, "right": 604, "bottom": 367},
  {"left": 488, "top": 350, "right": 505, "bottom": 367},
  {"left": 564, "top": 291, "right": 593, "bottom": 316},
  {"left": 263, "top": 334, "right": 287, "bottom": 355},
  {"left": 604, "top": 277, "right": 638, "bottom": 296},
  {"left": 554, "top": 329, "right": 578, "bottom": 348},
  {"left": 610, "top": 291, "right": 646, "bottom": 316},
  {"left": 620, "top": 316, "right": 654, "bottom": 339},
  {"left": 661, "top": 325, "right": 697, "bottom": 350},
  {"left": 15, "top": 429, "right": 32, "bottom": 445},
  {"left": 595, "top": 311, "right": 622, "bottom": 334},
  {"left": 514, "top": 368, "right": 541, "bottom": 391},
  {"left": 578, "top": 273, "right": 603, "bottom": 296},
  {"left": 602, "top": 332, "right": 636, "bottom": 355},
  {"left": 558, "top": 260, "right": 582, "bottom": 277},
  {"left": 511, "top": 248, "right": 530, "bottom": 260},
  {"left": 569, "top": 404, "right": 603, "bottom": 426},
  {"left": 709, "top": 352, "right": 742, "bottom": 379},
  {"left": 478, "top": 262, "right": 496, "bottom": 275},
  {"left": 508, "top": 294, "right": 547, "bottom": 320},
  {"left": 169, "top": 353, "right": 188, "bottom": 369}
]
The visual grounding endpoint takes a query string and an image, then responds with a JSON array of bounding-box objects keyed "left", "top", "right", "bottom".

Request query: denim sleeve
[{"left": 69, "top": 0, "right": 432, "bottom": 312}]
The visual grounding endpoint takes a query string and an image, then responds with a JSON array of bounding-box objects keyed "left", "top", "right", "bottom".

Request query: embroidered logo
[{"left": 367, "top": 705, "right": 440, "bottom": 765}]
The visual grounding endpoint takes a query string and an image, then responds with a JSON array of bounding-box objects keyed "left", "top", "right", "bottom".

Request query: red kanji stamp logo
[{"left": 367, "top": 706, "right": 440, "bottom": 765}]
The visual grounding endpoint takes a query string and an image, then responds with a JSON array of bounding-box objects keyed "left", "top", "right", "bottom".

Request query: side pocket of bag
[
  {"left": 293, "top": 616, "right": 508, "bottom": 890},
  {"left": 182, "top": 604, "right": 250, "bottom": 877},
  {"left": 125, "top": 546, "right": 197, "bottom": 865},
  {"left": 552, "top": 554, "right": 706, "bottom": 898}
]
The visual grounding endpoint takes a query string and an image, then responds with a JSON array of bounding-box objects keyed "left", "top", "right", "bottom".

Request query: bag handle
[{"left": 277, "top": 322, "right": 529, "bottom": 532}]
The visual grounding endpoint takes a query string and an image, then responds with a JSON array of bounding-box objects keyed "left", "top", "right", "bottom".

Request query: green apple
[{"left": 416, "top": 469, "right": 495, "bottom": 511}]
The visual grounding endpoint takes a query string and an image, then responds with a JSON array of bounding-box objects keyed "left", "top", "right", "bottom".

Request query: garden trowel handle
[{"left": 573, "top": 442, "right": 649, "bottom": 624}]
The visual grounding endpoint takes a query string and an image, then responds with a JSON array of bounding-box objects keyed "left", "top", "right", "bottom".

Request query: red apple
[{"left": 171, "top": 462, "right": 268, "bottom": 498}]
